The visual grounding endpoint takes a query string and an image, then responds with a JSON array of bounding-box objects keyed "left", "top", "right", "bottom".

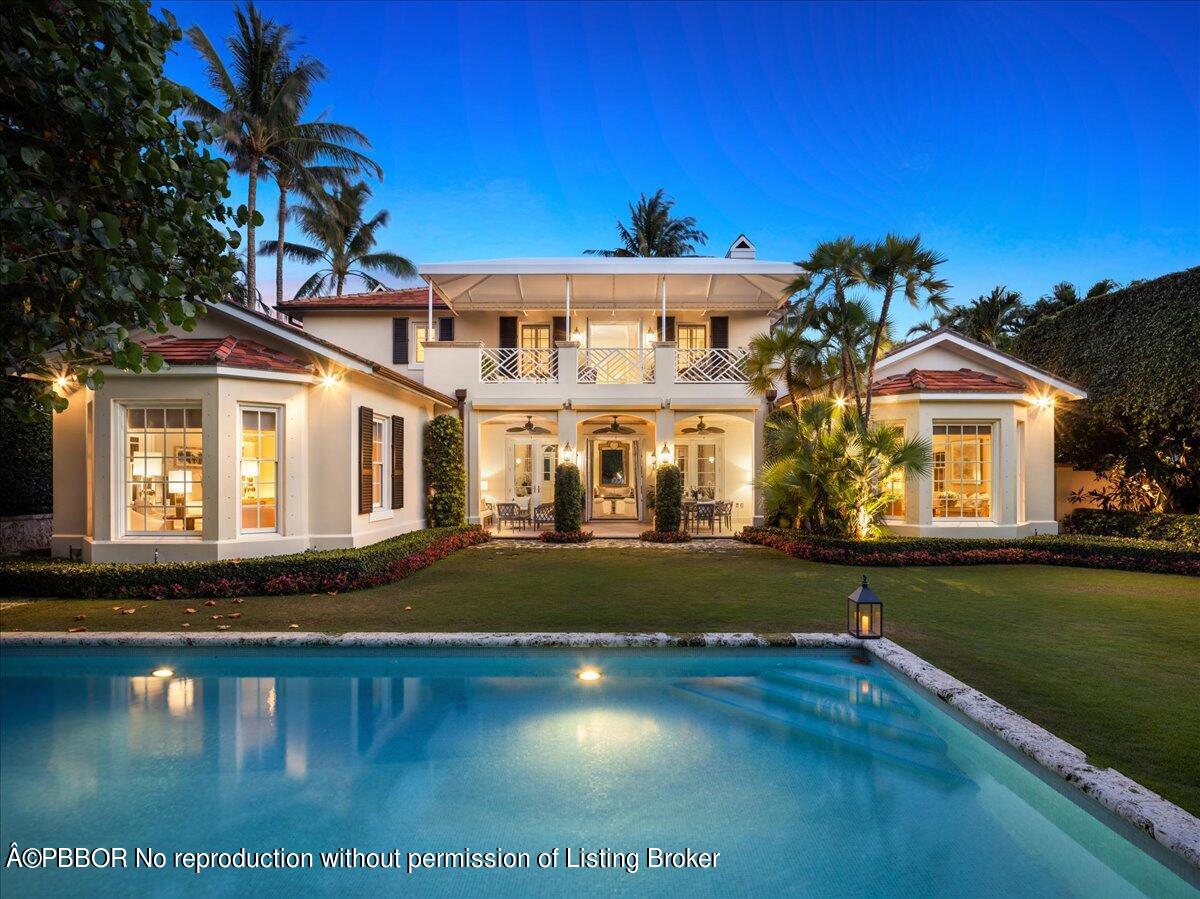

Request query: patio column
[
  {"left": 565, "top": 275, "right": 571, "bottom": 338},
  {"left": 660, "top": 277, "right": 667, "bottom": 337},
  {"left": 427, "top": 281, "right": 434, "bottom": 337},
  {"left": 466, "top": 406, "right": 483, "bottom": 525},
  {"left": 752, "top": 406, "right": 765, "bottom": 526}
]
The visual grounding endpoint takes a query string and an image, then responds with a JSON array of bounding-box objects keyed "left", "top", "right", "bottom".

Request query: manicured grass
[{"left": 3, "top": 542, "right": 1198, "bottom": 815}]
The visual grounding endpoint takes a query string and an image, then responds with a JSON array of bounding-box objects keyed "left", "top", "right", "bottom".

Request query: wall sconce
[
  {"left": 320, "top": 370, "right": 343, "bottom": 388},
  {"left": 1032, "top": 393, "right": 1055, "bottom": 410},
  {"left": 561, "top": 442, "right": 577, "bottom": 465},
  {"left": 479, "top": 479, "right": 489, "bottom": 492},
  {"left": 659, "top": 442, "right": 673, "bottom": 464},
  {"left": 570, "top": 329, "right": 581, "bottom": 343}
]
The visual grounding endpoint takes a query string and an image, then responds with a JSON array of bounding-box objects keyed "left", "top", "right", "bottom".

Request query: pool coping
[{"left": 2, "top": 630, "right": 1197, "bottom": 870}]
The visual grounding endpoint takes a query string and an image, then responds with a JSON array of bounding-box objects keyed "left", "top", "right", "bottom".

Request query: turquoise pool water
[{"left": 0, "top": 647, "right": 1194, "bottom": 897}]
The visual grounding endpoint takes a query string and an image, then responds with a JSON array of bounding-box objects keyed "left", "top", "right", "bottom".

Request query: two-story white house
[{"left": 46, "top": 236, "right": 1086, "bottom": 561}]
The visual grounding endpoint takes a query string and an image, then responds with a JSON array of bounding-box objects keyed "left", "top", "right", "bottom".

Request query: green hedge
[
  {"left": 1014, "top": 267, "right": 1200, "bottom": 512},
  {"left": 0, "top": 394, "right": 52, "bottom": 517},
  {"left": 0, "top": 526, "right": 488, "bottom": 599},
  {"left": 554, "top": 462, "right": 583, "bottom": 532},
  {"left": 1062, "top": 509, "right": 1200, "bottom": 549},
  {"left": 738, "top": 527, "right": 1198, "bottom": 576},
  {"left": 424, "top": 415, "right": 466, "bottom": 526},
  {"left": 654, "top": 464, "right": 682, "bottom": 532}
]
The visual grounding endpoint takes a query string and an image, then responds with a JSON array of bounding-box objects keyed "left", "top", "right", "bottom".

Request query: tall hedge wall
[
  {"left": 424, "top": 414, "right": 466, "bottom": 527},
  {"left": 0, "top": 391, "right": 52, "bottom": 517},
  {"left": 1014, "top": 266, "right": 1200, "bottom": 512}
]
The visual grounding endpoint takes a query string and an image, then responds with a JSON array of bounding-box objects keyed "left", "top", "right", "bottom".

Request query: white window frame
[
  {"left": 370, "top": 414, "right": 392, "bottom": 521},
  {"left": 238, "top": 404, "right": 283, "bottom": 536},
  {"left": 677, "top": 323, "right": 707, "bottom": 350},
  {"left": 117, "top": 401, "right": 204, "bottom": 538},
  {"left": 674, "top": 436, "right": 724, "bottom": 499},
  {"left": 411, "top": 322, "right": 433, "bottom": 368},
  {"left": 931, "top": 420, "right": 997, "bottom": 523}
]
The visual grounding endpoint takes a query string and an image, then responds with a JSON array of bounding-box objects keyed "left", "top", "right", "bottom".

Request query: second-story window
[
  {"left": 413, "top": 324, "right": 431, "bottom": 364},
  {"left": 678, "top": 324, "right": 706, "bottom": 350}
]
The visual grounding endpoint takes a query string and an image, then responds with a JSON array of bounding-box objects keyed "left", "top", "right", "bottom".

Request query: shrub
[
  {"left": 0, "top": 526, "right": 489, "bottom": 599},
  {"left": 554, "top": 462, "right": 583, "bottom": 532},
  {"left": 424, "top": 414, "right": 466, "bottom": 526},
  {"left": 1062, "top": 509, "right": 1200, "bottom": 549},
  {"left": 640, "top": 530, "right": 692, "bottom": 543},
  {"left": 540, "top": 530, "right": 594, "bottom": 544},
  {"left": 654, "top": 464, "right": 683, "bottom": 532},
  {"left": 738, "top": 527, "right": 1199, "bottom": 576},
  {"left": 1014, "top": 267, "right": 1200, "bottom": 512}
]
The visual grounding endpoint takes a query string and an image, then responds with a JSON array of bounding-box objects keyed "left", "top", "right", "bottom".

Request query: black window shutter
[
  {"left": 438, "top": 317, "right": 455, "bottom": 342},
  {"left": 358, "top": 406, "right": 374, "bottom": 514},
  {"left": 391, "top": 416, "right": 404, "bottom": 509},
  {"left": 664, "top": 316, "right": 676, "bottom": 342},
  {"left": 499, "top": 316, "right": 518, "bottom": 348},
  {"left": 392, "top": 317, "right": 409, "bottom": 365},
  {"left": 710, "top": 316, "right": 729, "bottom": 348},
  {"left": 552, "top": 316, "right": 567, "bottom": 343}
]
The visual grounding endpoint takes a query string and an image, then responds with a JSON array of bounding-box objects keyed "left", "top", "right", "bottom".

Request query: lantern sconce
[
  {"left": 847, "top": 575, "right": 883, "bottom": 639},
  {"left": 562, "top": 442, "right": 576, "bottom": 465},
  {"left": 659, "top": 442, "right": 673, "bottom": 464}
]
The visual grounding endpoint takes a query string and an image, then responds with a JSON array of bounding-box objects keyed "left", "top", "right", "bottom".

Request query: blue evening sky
[{"left": 160, "top": 0, "right": 1199, "bottom": 329}]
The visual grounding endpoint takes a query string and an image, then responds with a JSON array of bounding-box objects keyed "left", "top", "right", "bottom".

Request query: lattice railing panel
[
  {"left": 578, "top": 348, "right": 654, "bottom": 384},
  {"left": 675, "top": 348, "right": 750, "bottom": 383},
  {"left": 479, "top": 348, "right": 558, "bottom": 383}
]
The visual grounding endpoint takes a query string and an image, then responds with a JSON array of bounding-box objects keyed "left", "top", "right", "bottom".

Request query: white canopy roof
[{"left": 418, "top": 257, "right": 804, "bottom": 312}]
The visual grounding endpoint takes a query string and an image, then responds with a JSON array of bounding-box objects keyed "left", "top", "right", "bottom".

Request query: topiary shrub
[
  {"left": 554, "top": 462, "right": 583, "bottom": 532},
  {"left": 654, "top": 463, "right": 683, "bottom": 532},
  {"left": 1062, "top": 509, "right": 1200, "bottom": 549},
  {"left": 424, "top": 414, "right": 466, "bottom": 526}
]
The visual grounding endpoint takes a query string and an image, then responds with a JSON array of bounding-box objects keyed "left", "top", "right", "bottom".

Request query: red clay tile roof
[
  {"left": 140, "top": 336, "right": 313, "bottom": 375},
  {"left": 870, "top": 368, "right": 1025, "bottom": 396},
  {"left": 277, "top": 287, "right": 447, "bottom": 312}
]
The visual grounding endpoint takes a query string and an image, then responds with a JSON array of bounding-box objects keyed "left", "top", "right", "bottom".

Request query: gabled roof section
[
  {"left": 879, "top": 327, "right": 1087, "bottom": 399},
  {"left": 277, "top": 286, "right": 448, "bottom": 312},
  {"left": 206, "top": 302, "right": 459, "bottom": 408},
  {"left": 140, "top": 335, "right": 312, "bottom": 374},
  {"left": 871, "top": 368, "right": 1024, "bottom": 396}
]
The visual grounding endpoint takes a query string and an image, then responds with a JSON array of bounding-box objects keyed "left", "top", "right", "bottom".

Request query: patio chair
[
  {"left": 495, "top": 502, "right": 530, "bottom": 531},
  {"left": 680, "top": 500, "right": 696, "bottom": 532},
  {"left": 533, "top": 502, "right": 555, "bottom": 529},
  {"left": 693, "top": 501, "right": 716, "bottom": 534},
  {"left": 715, "top": 501, "right": 733, "bottom": 533}
]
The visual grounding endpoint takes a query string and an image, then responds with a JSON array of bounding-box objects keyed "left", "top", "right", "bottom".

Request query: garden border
[{"left": 1, "top": 630, "right": 1197, "bottom": 869}]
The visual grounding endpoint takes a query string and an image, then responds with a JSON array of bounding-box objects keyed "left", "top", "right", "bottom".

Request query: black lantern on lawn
[{"left": 847, "top": 575, "right": 882, "bottom": 639}]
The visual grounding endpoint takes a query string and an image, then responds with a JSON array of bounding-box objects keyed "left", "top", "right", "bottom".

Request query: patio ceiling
[{"left": 419, "top": 257, "right": 804, "bottom": 313}]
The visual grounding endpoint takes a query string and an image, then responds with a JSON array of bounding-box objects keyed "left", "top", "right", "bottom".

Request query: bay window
[
  {"left": 123, "top": 405, "right": 203, "bottom": 534},
  {"left": 239, "top": 407, "right": 280, "bottom": 532},
  {"left": 932, "top": 423, "right": 994, "bottom": 519},
  {"left": 876, "top": 420, "right": 907, "bottom": 520}
]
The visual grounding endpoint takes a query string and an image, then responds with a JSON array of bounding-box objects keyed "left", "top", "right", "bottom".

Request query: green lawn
[{"left": 3, "top": 542, "right": 1198, "bottom": 815}]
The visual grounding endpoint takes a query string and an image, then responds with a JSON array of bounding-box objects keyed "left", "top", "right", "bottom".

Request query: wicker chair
[
  {"left": 495, "top": 502, "right": 530, "bottom": 531},
  {"left": 533, "top": 502, "right": 555, "bottom": 529}
]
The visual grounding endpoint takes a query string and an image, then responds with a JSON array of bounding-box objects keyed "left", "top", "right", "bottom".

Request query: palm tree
[
  {"left": 584, "top": 189, "right": 707, "bottom": 257},
  {"left": 745, "top": 320, "right": 829, "bottom": 407},
  {"left": 272, "top": 179, "right": 414, "bottom": 297},
  {"left": 908, "top": 285, "right": 1025, "bottom": 348},
  {"left": 789, "top": 238, "right": 867, "bottom": 415},
  {"left": 186, "top": 4, "right": 380, "bottom": 305},
  {"left": 853, "top": 234, "right": 949, "bottom": 422}
]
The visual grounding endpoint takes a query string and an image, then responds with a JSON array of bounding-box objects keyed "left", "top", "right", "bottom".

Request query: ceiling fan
[
  {"left": 506, "top": 415, "right": 551, "bottom": 435},
  {"left": 681, "top": 416, "right": 725, "bottom": 435},
  {"left": 591, "top": 415, "right": 635, "bottom": 435}
]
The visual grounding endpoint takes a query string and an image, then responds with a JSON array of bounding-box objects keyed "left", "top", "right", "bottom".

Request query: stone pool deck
[{"left": 2, "top": 630, "right": 1197, "bottom": 871}]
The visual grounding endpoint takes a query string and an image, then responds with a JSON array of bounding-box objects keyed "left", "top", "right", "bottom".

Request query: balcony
[
  {"left": 480, "top": 348, "right": 557, "bottom": 383},
  {"left": 578, "top": 348, "right": 655, "bottom": 384},
  {"left": 675, "top": 348, "right": 750, "bottom": 384}
]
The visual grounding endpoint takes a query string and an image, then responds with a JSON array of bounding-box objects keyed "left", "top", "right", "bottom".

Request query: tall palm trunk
[
  {"left": 335, "top": 272, "right": 345, "bottom": 296},
  {"left": 274, "top": 183, "right": 288, "bottom": 306},
  {"left": 863, "top": 282, "right": 895, "bottom": 424},
  {"left": 245, "top": 155, "right": 259, "bottom": 306}
]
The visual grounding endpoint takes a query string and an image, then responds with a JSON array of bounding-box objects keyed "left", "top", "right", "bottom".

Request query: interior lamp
[
  {"left": 168, "top": 469, "right": 194, "bottom": 496},
  {"left": 131, "top": 458, "right": 163, "bottom": 479}
]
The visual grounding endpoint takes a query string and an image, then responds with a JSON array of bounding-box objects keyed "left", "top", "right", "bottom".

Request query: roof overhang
[
  {"left": 418, "top": 257, "right": 804, "bottom": 313},
  {"left": 878, "top": 329, "right": 1088, "bottom": 400}
]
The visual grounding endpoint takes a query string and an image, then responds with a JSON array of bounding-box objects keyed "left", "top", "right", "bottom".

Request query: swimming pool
[{"left": 1, "top": 647, "right": 1194, "bottom": 897}]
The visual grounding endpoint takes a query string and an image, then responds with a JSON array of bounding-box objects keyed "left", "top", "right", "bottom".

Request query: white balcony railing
[
  {"left": 675, "top": 347, "right": 750, "bottom": 383},
  {"left": 479, "top": 347, "right": 558, "bottom": 383},
  {"left": 578, "top": 348, "right": 655, "bottom": 384}
]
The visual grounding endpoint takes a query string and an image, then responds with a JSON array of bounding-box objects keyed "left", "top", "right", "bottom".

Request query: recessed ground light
[
  {"left": 152, "top": 667, "right": 174, "bottom": 678},
  {"left": 576, "top": 669, "right": 602, "bottom": 683}
]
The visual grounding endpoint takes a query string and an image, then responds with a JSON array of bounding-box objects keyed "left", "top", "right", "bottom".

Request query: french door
[{"left": 506, "top": 438, "right": 557, "bottom": 507}]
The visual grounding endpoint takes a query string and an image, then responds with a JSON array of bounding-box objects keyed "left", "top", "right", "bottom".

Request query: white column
[
  {"left": 565, "top": 276, "right": 572, "bottom": 337},
  {"left": 427, "top": 281, "right": 434, "bottom": 337},
  {"left": 752, "top": 407, "right": 765, "bottom": 526},
  {"left": 660, "top": 277, "right": 667, "bottom": 336}
]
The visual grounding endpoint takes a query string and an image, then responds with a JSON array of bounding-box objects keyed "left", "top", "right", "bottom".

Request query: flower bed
[
  {"left": 640, "top": 530, "right": 692, "bottom": 543},
  {"left": 0, "top": 526, "right": 489, "bottom": 599},
  {"left": 737, "top": 527, "right": 1199, "bottom": 576},
  {"left": 540, "top": 530, "right": 595, "bottom": 544}
]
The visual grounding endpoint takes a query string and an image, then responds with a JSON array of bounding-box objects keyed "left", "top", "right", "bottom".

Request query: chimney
[{"left": 726, "top": 234, "right": 756, "bottom": 260}]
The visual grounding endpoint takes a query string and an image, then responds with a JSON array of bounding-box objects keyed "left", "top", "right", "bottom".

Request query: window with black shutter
[
  {"left": 552, "top": 316, "right": 567, "bottom": 343},
  {"left": 392, "top": 318, "right": 409, "bottom": 365},
  {"left": 499, "top": 316, "right": 518, "bottom": 348},
  {"left": 710, "top": 316, "right": 729, "bottom": 348},
  {"left": 438, "top": 317, "right": 455, "bottom": 342},
  {"left": 391, "top": 416, "right": 404, "bottom": 509},
  {"left": 664, "top": 316, "right": 676, "bottom": 342},
  {"left": 358, "top": 405, "right": 374, "bottom": 514}
]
